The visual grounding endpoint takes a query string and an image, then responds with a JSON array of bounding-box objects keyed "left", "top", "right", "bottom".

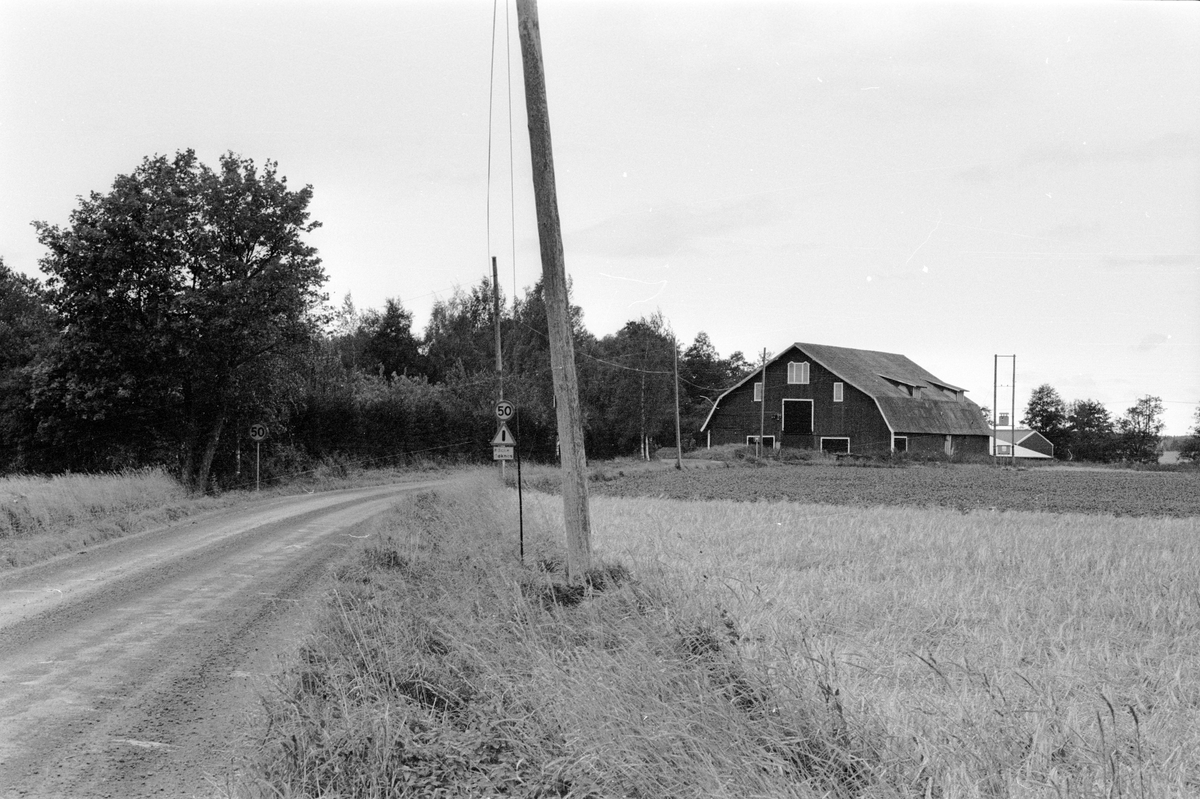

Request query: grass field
[
  {"left": 0, "top": 469, "right": 192, "bottom": 567},
  {"left": 589, "top": 459, "right": 1200, "bottom": 517},
  {"left": 244, "top": 468, "right": 1200, "bottom": 798}
]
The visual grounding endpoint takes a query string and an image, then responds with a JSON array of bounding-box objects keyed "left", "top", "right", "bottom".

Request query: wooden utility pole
[
  {"left": 673, "top": 334, "right": 683, "bottom": 470},
  {"left": 492, "top": 256, "right": 506, "bottom": 481},
  {"left": 492, "top": 256, "right": 503, "bottom": 397},
  {"left": 758, "top": 349, "right": 768, "bottom": 461},
  {"left": 516, "top": 0, "right": 592, "bottom": 581},
  {"left": 1010, "top": 355, "right": 1017, "bottom": 468}
]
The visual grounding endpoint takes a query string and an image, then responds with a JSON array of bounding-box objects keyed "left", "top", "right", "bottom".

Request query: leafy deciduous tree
[
  {"left": 1116, "top": 395, "right": 1165, "bottom": 463},
  {"left": 0, "top": 258, "right": 59, "bottom": 472},
  {"left": 361, "top": 298, "right": 426, "bottom": 380},
  {"left": 33, "top": 150, "right": 326, "bottom": 491},
  {"left": 599, "top": 313, "right": 676, "bottom": 460},
  {"left": 1066, "top": 398, "right": 1115, "bottom": 462},
  {"left": 1022, "top": 383, "right": 1069, "bottom": 458},
  {"left": 1179, "top": 404, "right": 1200, "bottom": 463}
]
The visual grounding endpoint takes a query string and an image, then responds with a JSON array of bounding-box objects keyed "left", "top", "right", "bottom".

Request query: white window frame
[
  {"left": 833, "top": 382, "right": 844, "bottom": 402},
  {"left": 893, "top": 435, "right": 908, "bottom": 453},
  {"left": 753, "top": 381, "right": 762, "bottom": 402},
  {"left": 787, "top": 361, "right": 810, "bottom": 384},
  {"left": 820, "top": 437, "right": 850, "bottom": 454}
]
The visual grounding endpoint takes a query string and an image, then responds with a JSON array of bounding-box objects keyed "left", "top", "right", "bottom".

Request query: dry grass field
[
  {"left": 582, "top": 494, "right": 1200, "bottom": 797},
  {"left": 246, "top": 467, "right": 1200, "bottom": 798},
  {"left": 0, "top": 469, "right": 190, "bottom": 566}
]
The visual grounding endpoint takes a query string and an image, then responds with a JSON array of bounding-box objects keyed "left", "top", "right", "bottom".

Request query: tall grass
[
  {"left": 245, "top": 474, "right": 1200, "bottom": 797},
  {"left": 582, "top": 495, "right": 1200, "bottom": 797},
  {"left": 0, "top": 469, "right": 189, "bottom": 566},
  {"left": 245, "top": 473, "right": 880, "bottom": 798}
]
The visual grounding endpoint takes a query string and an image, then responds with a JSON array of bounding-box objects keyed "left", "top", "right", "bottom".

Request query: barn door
[{"left": 781, "top": 399, "right": 813, "bottom": 448}]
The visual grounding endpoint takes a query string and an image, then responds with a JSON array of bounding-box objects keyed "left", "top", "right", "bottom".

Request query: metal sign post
[
  {"left": 248, "top": 422, "right": 268, "bottom": 491},
  {"left": 493, "top": 401, "right": 524, "bottom": 562}
]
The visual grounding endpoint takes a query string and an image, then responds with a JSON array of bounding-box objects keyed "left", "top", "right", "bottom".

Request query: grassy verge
[
  {"left": 242, "top": 473, "right": 879, "bottom": 798},
  {"left": 0, "top": 463, "right": 454, "bottom": 569},
  {"left": 0, "top": 469, "right": 198, "bottom": 567},
  {"left": 246, "top": 474, "right": 1200, "bottom": 797}
]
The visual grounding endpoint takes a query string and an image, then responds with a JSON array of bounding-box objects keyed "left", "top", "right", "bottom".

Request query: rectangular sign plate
[{"left": 492, "top": 445, "right": 515, "bottom": 461}]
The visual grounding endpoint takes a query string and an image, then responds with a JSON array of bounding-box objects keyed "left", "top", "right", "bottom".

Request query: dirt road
[{"left": 0, "top": 480, "right": 440, "bottom": 798}]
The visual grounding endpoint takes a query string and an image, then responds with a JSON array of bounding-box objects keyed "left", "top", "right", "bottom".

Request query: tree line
[
  {"left": 1017, "top": 384, "right": 1199, "bottom": 464},
  {"left": 0, "top": 151, "right": 751, "bottom": 491}
]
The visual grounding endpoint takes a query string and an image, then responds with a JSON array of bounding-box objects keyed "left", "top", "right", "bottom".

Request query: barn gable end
[{"left": 701, "top": 342, "right": 990, "bottom": 455}]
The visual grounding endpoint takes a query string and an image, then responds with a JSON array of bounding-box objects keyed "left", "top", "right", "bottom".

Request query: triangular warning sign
[{"left": 491, "top": 422, "right": 516, "bottom": 446}]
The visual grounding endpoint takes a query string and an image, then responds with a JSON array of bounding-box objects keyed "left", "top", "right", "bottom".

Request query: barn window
[
  {"left": 753, "top": 382, "right": 762, "bottom": 402},
  {"left": 893, "top": 436, "right": 908, "bottom": 453},
  {"left": 833, "top": 382, "right": 844, "bottom": 402},
  {"left": 787, "top": 362, "right": 810, "bottom": 384},
  {"left": 820, "top": 437, "right": 850, "bottom": 454}
]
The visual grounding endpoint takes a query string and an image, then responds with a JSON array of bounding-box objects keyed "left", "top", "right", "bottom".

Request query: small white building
[{"left": 989, "top": 428, "right": 1054, "bottom": 459}]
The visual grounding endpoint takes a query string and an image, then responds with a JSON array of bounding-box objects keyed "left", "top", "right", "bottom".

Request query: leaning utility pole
[{"left": 516, "top": 0, "right": 592, "bottom": 580}]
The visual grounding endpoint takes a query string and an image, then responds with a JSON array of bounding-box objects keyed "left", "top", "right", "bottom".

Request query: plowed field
[{"left": 590, "top": 463, "right": 1200, "bottom": 517}]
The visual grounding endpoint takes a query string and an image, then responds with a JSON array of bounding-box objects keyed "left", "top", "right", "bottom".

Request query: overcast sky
[{"left": 2, "top": 1, "right": 1197, "bottom": 433}]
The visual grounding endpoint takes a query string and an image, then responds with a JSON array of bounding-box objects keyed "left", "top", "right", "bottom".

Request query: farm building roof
[
  {"left": 989, "top": 428, "right": 1054, "bottom": 458},
  {"left": 701, "top": 342, "right": 991, "bottom": 437},
  {"left": 990, "top": 428, "right": 1038, "bottom": 445}
]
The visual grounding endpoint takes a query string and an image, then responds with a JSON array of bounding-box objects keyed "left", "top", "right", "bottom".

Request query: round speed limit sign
[
  {"left": 495, "top": 400, "right": 515, "bottom": 421},
  {"left": 248, "top": 422, "right": 268, "bottom": 442}
]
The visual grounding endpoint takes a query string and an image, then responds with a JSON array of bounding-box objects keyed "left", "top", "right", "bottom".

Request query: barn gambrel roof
[{"left": 700, "top": 342, "right": 991, "bottom": 437}]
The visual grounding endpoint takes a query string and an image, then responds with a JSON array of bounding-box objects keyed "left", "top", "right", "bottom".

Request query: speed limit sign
[
  {"left": 248, "top": 422, "right": 268, "bottom": 442},
  {"left": 495, "top": 400, "right": 515, "bottom": 421}
]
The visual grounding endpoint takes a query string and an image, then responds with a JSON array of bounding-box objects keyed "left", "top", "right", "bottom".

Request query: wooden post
[
  {"left": 492, "top": 256, "right": 504, "bottom": 397},
  {"left": 516, "top": 0, "right": 592, "bottom": 581},
  {"left": 1010, "top": 355, "right": 1017, "bottom": 467},
  {"left": 993, "top": 355, "right": 998, "bottom": 466},
  {"left": 673, "top": 334, "right": 683, "bottom": 470},
  {"left": 492, "top": 256, "right": 506, "bottom": 481},
  {"left": 758, "top": 348, "right": 767, "bottom": 461}
]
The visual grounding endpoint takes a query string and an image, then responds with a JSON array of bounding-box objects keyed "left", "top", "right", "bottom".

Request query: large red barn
[{"left": 700, "top": 343, "right": 991, "bottom": 456}]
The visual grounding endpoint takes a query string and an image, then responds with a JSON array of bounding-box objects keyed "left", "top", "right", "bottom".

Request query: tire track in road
[{"left": 0, "top": 479, "right": 441, "bottom": 798}]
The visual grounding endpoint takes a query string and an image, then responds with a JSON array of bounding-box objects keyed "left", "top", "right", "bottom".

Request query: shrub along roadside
[{"left": 240, "top": 475, "right": 895, "bottom": 799}]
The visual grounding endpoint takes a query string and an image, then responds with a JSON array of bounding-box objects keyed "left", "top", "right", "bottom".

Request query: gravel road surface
[{"left": 0, "top": 481, "right": 440, "bottom": 798}]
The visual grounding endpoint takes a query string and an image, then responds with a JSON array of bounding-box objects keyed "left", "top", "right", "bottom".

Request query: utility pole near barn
[
  {"left": 758, "top": 349, "right": 768, "bottom": 462},
  {"left": 673, "top": 333, "right": 683, "bottom": 470},
  {"left": 516, "top": 0, "right": 592, "bottom": 581},
  {"left": 492, "top": 256, "right": 506, "bottom": 481}
]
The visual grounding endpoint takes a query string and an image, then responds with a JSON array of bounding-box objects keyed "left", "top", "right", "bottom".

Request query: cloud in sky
[
  {"left": 569, "top": 191, "right": 792, "bottom": 260},
  {"left": 1, "top": 1, "right": 1197, "bottom": 432},
  {"left": 1134, "top": 334, "right": 1171, "bottom": 354}
]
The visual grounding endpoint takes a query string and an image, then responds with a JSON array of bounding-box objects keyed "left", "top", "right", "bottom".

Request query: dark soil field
[{"left": 590, "top": 462, "right": 1200, "bottom": 517}]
